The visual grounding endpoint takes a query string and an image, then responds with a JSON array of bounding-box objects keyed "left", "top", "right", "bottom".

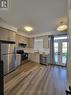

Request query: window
[
  {"left": 0, "top": 0, "right": 7, "bottom": 8},
  {"left": 34, "top": 39, "right": 43, "bottom": 51},
  {"left": 54, "top": 36, "right": 67, "bottom": 40}
]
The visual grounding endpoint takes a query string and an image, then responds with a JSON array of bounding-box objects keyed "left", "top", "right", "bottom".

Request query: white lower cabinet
[
  {"left": 28, "top": 53, "right": 40, "bottom": 63},
  {"left": 15, "top": 54, "right": 21, "bottom": 68}
]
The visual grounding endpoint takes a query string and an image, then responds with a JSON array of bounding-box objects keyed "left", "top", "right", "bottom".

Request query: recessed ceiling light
[{"left": 24, "top": 26, "right": 33, "bottom": 32}]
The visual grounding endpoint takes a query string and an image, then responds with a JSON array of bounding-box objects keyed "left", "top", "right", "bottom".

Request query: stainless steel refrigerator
[{"left": 1, "top": 44, "right": 16, "bottom": 75}]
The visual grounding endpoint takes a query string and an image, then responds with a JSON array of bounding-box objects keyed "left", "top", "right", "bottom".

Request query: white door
[{"left": 54, "top": 36, "right": 68, "bottom": 66}]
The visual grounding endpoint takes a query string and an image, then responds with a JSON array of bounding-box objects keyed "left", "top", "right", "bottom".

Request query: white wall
[{"left": 67, "top": 0, "right": 71, "bottom": 86}]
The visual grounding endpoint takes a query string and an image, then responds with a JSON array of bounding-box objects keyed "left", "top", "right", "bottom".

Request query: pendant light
[{"left": 57, "top": 21, "right": 68, "bottom": 31}]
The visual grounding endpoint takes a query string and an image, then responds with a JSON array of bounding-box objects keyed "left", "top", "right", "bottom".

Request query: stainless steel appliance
[
  {"left": 16, "top": 50, "right": 28, "bottom": 62},
  {"left": 1, "top": 44, "right": 16, "bottom": 75}
]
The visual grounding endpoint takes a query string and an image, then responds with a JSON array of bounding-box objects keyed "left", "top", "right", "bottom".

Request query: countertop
[{"left": 23, "top": 48, "right": 50, "bottom": 55}]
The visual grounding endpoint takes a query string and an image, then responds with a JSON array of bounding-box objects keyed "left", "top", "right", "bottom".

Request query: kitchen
[
  {"left": 0, "top": 20, "right": 68, "bottom": 95},
  {"left": 0, "top": 27, "right": 28, "bottom": 75},
  {"left": 0, "top": 0, "right": 69, "bottom": 94},
  {"left": 0, "top": 25, "right": 51, "bottom": 76}
]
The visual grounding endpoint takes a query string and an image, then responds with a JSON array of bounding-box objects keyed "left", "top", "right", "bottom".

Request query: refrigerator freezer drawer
[
  {"left": 1, "top": 54, "right": 16, "bottom": 75},
  {"left": 1, "top": 55, "right": 9, "bottom": 75}
]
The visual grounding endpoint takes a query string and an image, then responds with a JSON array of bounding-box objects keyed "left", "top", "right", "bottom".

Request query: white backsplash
[{"left": 23, "top": 48, "right": 50, "bottom": 55}]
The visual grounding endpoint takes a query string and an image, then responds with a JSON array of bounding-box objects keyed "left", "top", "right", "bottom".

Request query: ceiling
[{"left": 0, "top": 0, "right": 68, "bottom": 35}]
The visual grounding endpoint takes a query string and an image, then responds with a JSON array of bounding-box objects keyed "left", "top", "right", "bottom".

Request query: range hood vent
[{"left": 19, "top": 43, "right": 27, "bottom": 48}]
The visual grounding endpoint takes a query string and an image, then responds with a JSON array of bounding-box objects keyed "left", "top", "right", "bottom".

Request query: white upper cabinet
[
  {"left": 28, "top": 38, "right": 34, "bottom": 48},
  {"left": 0, "top": 27, "right": 16, "bottom": 41},
  {"left": 0, "top": 27, "right": 8, "bottom": 40},
  {"left": 43, "top": 35, "right": 48, "bottom": 48},
  {"left": 16, "top": 34, "right": 28, "bottom": 47},
  {"left": 8, "top": 31, "right": 16, "bottom": 41}
]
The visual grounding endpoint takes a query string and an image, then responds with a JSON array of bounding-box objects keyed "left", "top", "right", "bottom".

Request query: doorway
[{"left": 54, "top": 36, "right": 68, "bottom": 66}]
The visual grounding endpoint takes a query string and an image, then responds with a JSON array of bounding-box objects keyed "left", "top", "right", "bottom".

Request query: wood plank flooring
[{"left": 4, "top": 62, "right": 67, "bottom": 95}]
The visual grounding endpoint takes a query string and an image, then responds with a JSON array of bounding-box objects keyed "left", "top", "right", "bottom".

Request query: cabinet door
[
  {"left": 16, "top": 34, "right": 28, "bottom": 47},
  {"left": 43, "top": 36, "right": 48, "bottom": 48},
  {"left": 28, "top": 38, "right": 34, "bottom": 48},
  {"left": 8, "top": 32, "right": 16, "bottom": 41},
  {"left": 0, "top": 28, "right": 8, "bottom": 40},
  {"left": 0, "top": 27, "right": 16, "bottom": 41}
]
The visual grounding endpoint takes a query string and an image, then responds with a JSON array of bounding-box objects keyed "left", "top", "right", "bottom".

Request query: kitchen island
[
  {"left": 28, "top": 52, "right": 40, "bottom": 63},
  {"left": 23, "top": 48, "right": 50, "bottom": 64}
]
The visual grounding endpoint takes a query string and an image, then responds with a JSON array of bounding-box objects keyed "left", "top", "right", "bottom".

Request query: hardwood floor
[{"left": 4, "top": 62, "right": 67, "bottom": 95}]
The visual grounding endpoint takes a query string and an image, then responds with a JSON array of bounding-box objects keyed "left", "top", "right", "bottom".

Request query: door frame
[
  {"left": 53, "top": 36, "right": 68, "bottom": 67},
  {"left": 54, "top": 39, "right": 68, "bottom": 66}
]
